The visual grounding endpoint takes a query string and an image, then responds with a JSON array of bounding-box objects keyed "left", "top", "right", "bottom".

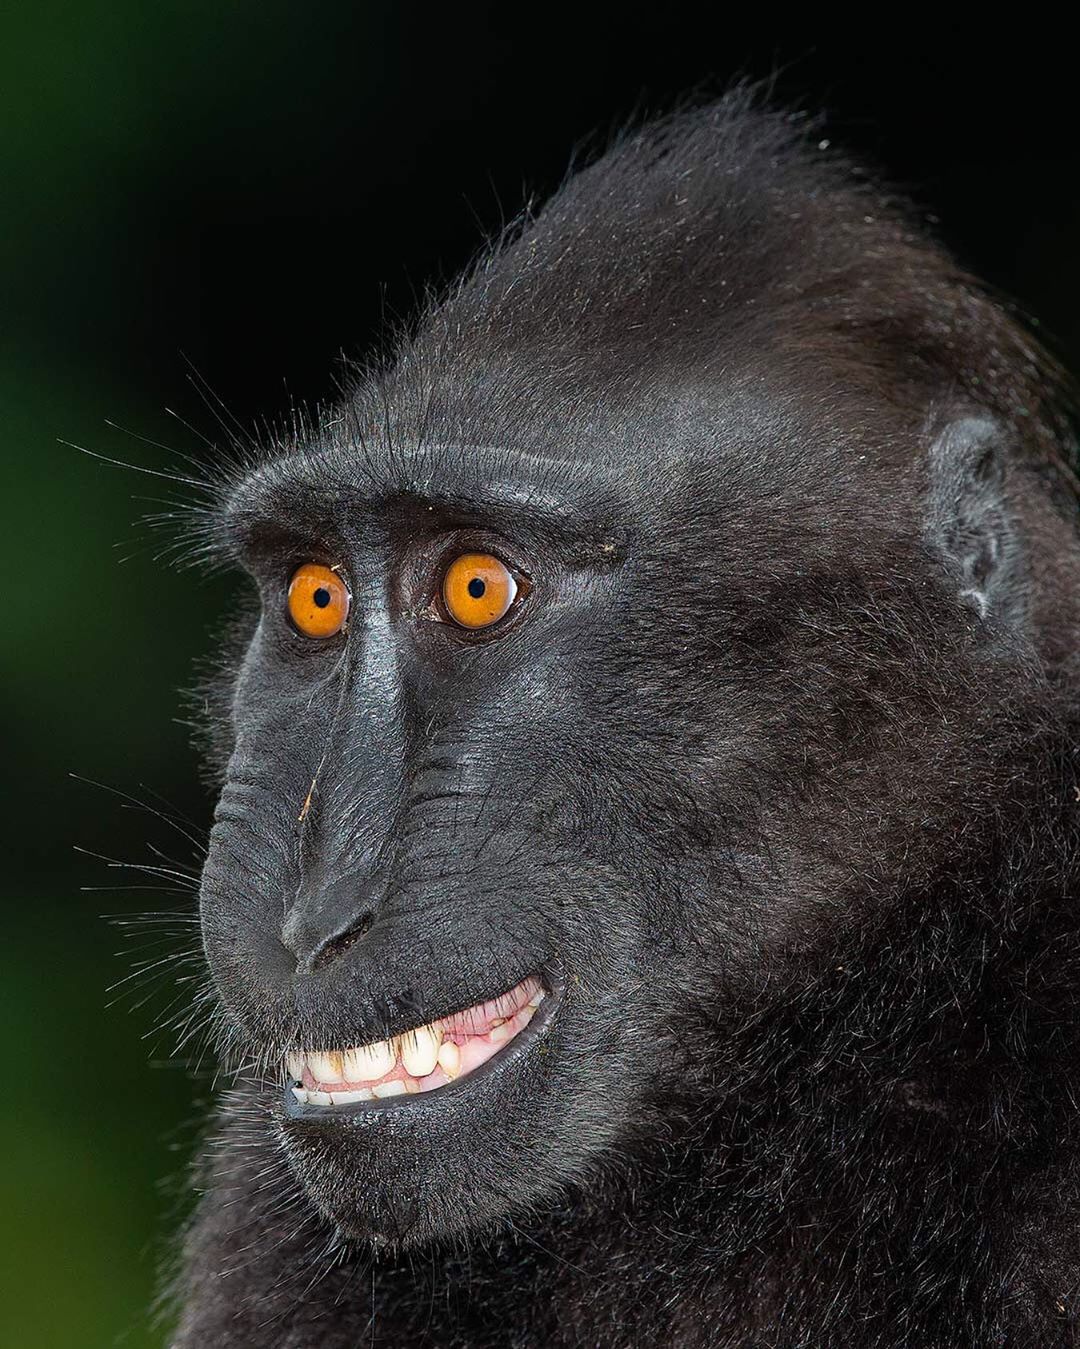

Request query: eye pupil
[
  {"left": 467, "top": 577, "right": 486, "bottom": 599},
  {"left": 312, "top": 587, "right": 331, "bottom": 609}
]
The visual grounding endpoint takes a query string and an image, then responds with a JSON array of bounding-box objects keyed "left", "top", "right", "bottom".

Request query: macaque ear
[{"left": 925, "top": 413, "right": 1030, "bottom": 632}]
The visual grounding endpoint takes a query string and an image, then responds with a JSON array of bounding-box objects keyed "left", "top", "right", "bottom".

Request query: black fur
[{"left": 169, "top": 91, "right": 1080, "bottom": 1346}]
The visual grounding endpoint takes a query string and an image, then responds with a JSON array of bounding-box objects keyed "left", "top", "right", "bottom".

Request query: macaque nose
[{"left": 281, "top": 873, "right": 380, "bottom": 973}]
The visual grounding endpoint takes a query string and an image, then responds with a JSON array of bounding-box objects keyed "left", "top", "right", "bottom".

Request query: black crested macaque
[{"left": 171, "top": 93, "right": 1080, "bottom": 1346}]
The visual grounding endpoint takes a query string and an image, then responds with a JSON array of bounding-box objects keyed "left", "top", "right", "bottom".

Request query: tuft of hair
[{"left": 341, "top": 86, "right": 1074, "bottom": 495}]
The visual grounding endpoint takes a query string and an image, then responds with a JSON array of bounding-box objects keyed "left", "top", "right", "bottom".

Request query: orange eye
[
  {"left": 287, "top": 563, "right": 350, "bottom": 638},
  {"left": 442, "top": 552, "right": 519, "bottom": 630}
]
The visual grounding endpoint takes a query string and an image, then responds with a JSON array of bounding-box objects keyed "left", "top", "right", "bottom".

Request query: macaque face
[{"left": 198, "top": 366, "right": 998, "bottom": 1248}]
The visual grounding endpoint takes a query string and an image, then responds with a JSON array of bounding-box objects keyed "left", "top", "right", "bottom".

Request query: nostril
[
  {"left": 308, "top": 911, "right": 375, "bottom": 971},
  {"left": 281, "top": 869, "right": 387, "bottom": 972},
  {"left": 281, "top": 891, "right": 379, "bottom": 974}
]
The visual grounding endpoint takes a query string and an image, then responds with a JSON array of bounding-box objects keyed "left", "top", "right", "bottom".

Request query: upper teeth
[
  {"left": 437, "top": 1040, "right": 461, "bottom": 1078},
  {"left": 285, "top": 977, "right": 546, "bottom": 1107},
  {"left": 343, "top": 1039, "right": 397, "bottom": 1080},
  {"left": 400, "top": 1024, "right": 441, "bottom": 1077},
  {"left": 307, "top": 1050, "right": 344, "bottom": 1082}
]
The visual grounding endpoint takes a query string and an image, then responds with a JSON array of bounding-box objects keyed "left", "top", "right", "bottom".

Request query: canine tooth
[
  {"left": 342, "top": 1040, "right": 396, "bottom": 1081},
  {"left": 489, "top": 1023, "right": 510, "bottom": 1044},
  {"left": 329, "top": 1088, "right": 373, "bottom": 1104},
  {"left": 437, "top": 1041, "right": 461, "bottom": 1079},
  {"left": 308, "top": 1051, "right": 343, "bottom": 1083},
  {"left": 372, "top": 1079, "right": 407, "bottom": 1098},
  {"left": 291, "top": 1086, "right": 308, "bottom": 1104},
  {"left": 527, "top": 989, "right": 544, "bottom": 1008},
  {"left": 307, "top": 1090, "right": 333, "bottom": 1105},
  {"left": 489, "top": 1017, "right": 506, "bottom": 1028},
  {"left": 286, "top": 1053, "right": 304, "bottom": 1081},
  {"left": 401, "top": 1024, "right": 441, "bottom": 1077}
]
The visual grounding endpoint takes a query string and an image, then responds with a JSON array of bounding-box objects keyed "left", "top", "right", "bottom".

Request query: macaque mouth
[{"left": 284, "top": 974, "right": 552, "bottom": 1113}]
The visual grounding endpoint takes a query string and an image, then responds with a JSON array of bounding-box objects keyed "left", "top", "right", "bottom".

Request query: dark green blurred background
[{"left": 4, "top": 7, "right": 1079, "bottom": 1344}]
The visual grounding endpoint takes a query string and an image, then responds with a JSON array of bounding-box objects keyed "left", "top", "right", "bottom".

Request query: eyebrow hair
[{"left": 220, "top": 441, "right": 630, "bottom": 553}]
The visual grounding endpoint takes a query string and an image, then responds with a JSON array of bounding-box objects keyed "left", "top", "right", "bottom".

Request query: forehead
[{"left": 221, "top": 360, "right": 902, "bottom": 559}]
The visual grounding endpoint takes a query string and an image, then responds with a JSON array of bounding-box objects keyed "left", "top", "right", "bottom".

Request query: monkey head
[{"left": 195, "top": 96, "right": 1080, "bottom": 1249}]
